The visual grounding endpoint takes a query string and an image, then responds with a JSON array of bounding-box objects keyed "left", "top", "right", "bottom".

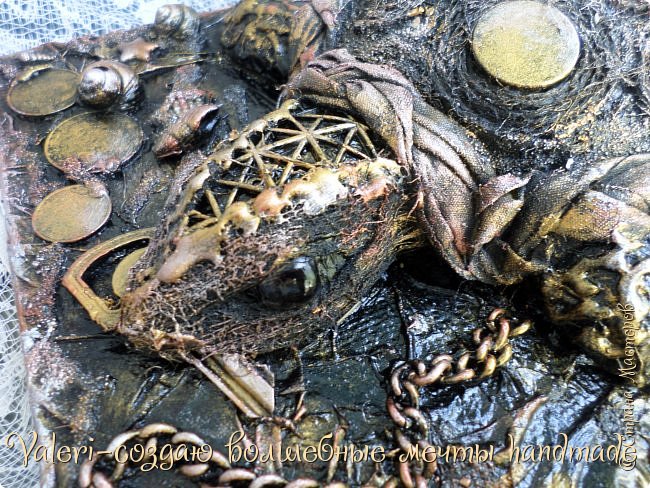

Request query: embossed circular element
[
  {"left": 471, "top": 1, "right": 581, "bottom": 89},
  {"left": 112, "top": 248, "right": 146, "bottom": 297},
  {"left": 44, "top": 112, "right": 143, "bottom": 173},
  {"left": 32, "top": 185, "right": 112, "bottom": 243},
  {"left": 7, "top": 69, "right": 79, "bottom": 116}
]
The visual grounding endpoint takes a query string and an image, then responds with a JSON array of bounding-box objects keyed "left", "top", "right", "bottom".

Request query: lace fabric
[
  {"left": 0, "top": 2, "right": 235, "bottom": 487},
  {"left": 0, "top": 0, "right": 229, "bottom": 54}
]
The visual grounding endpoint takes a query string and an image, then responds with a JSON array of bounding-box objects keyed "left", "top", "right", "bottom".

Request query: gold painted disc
[
  {"left": 44, "top": 112, "right": 143, "bottom": 173},
  {"left": 32, "top": 185, "right": 112, "bottom": 243},
  {"left": 471, "top": 1, "right": 581, "bottom": 89},
  {"left": 7, "top": 68, "right": 79, "bottom": 116},
  {"left": 112, "top": 248, "right": 146, "bottom": 297}
]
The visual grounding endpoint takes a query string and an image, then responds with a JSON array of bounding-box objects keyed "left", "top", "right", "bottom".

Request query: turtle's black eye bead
[{"left": 258, "top": 257, "right": 319, "bottom": 308}]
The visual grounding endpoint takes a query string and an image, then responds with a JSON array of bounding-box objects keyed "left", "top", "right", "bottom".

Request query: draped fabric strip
[{"left": 285, "top": 48, "right": 529, "bottom": 284}]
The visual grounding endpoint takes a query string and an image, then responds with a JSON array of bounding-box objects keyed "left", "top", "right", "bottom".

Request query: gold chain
[
  {"left": 384, "top": 308, "right": 532, "bottom": 487},
  {"left": 80, "top": 308, "right": 531, "bottom": 487}
]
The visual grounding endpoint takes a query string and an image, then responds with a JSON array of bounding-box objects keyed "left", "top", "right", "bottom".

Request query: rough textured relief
[{"left": 0, "top": 1, "right": 648, "bottom": 487}]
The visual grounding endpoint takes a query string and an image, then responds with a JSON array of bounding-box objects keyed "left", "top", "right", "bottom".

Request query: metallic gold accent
[
  {"left": 62, "top": 228, "right": 154, "bottom": 330},
  {"left": 181, "top": 353, "right": 275, "bottom": 418},
  {"left": 472, "top": 1, "right": 580, "bottom": 89},
  {"left": 7, "top": 68, "right": 79, "bottom": 116},
  {"left": 111, "top": 248, "right": 146, "bottom": 297},
  {"left": 118, "top": 38, "right": 160, "bottom": 63},
  {"left": 31, "top": 184, "right": 112, "bottom": 243},
  {"left": 150, "top": 99, "right": 386, "bottom": 284},
  {"left": 44, "top": 112, "right": 143, "bottom": 173}
]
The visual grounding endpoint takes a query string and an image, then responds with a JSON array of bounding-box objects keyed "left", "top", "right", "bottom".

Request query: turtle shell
[{"left": 118, "top": 100, "right": 415, "bottom": 356}]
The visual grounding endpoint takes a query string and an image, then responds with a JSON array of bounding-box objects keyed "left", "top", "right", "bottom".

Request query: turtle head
[{"left": 119, "top": 101, "right": 418, "bottom": 356}]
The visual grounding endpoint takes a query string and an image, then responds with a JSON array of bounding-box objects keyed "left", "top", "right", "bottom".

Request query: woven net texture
[{"left": 0, "top": 2, "right": 235, "bottom": 487}]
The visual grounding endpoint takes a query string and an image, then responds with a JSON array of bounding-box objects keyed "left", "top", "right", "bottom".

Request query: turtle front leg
[{"left": 507, "top": 153, "right": 650, "bottom": 385}]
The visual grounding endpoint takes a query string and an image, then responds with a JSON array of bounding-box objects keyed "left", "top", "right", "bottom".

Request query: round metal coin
[
  {"left": 44, "top": 112, "right": 143, "bottom": 173},
  {"left": 7, "top": 68, "right": 79, "bottom": 116},
  {"left": 471, "top": 1, "right": 581, "bottom": 89},
  {"left": 32, "top": 185, "right": 112, "bottom": 243},
  {"left": 112, "top": 248, "right": 146, "bottom": 297}
]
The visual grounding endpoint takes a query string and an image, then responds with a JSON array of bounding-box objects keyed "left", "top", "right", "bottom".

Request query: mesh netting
[
  {"left": 0, "top": 269, "right": 36, "bottom": 488},
  {"left": 0, "top": 2, "right": 235, "bottom": 487},
  {"left": 0, "top": 0, "right": 232, "bottom": 54}
]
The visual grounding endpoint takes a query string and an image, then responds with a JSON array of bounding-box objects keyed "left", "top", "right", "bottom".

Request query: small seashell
[
  {"left": 153, "top": 104, "right": 221, "bottom": 158},
  {"left": 210, "top": 450, "right": 231, "bottom": 469},
  {"left": 171, "top": 431, "right": 206, "bottom": 446},
  {"left": 112, "top": 248, "right": 147, "bottom": 297},
  {"left": 78, "top": 61, "right": 142, "bottom": 110},
  {"left": 154, "top": 4, "right": 201, "bottom": 40}
]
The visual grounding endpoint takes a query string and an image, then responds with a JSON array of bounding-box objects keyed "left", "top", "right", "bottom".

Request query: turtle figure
[
  {"left": 66, "top": 0, "right": 649, "bottom": 383},
  {"left": 49, "top": 0, "right": 649, "bottom": 485}
]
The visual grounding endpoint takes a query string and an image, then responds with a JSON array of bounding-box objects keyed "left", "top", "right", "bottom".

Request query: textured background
[{"left": 0, "top": 2, "right": 235, "bottom": 487}]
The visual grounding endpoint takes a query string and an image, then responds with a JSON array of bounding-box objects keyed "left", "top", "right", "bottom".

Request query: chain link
[
  {"left": 78, "top": 421, "right": 337, "bottom": 488},
  {"left": 80, "top": 308, "right": 530, "bottom": 487},
  {"left": 384, "top": 308, "right": 532, "bottom": 487}
]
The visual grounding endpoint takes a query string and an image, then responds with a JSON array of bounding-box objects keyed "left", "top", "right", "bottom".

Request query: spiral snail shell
[
  {"left": 78, "top": 61, "right": 142, "bottom": 110},
  {"left": 154, "top": 4, "right": 201, "bottom": 41}
]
